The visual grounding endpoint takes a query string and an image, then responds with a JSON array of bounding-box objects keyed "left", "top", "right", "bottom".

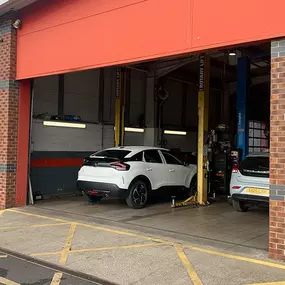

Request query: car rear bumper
[
  {"left": 232, "top": 193, "right": 269, "bottom": 203},
  {"left": 77, "top": 180, "right": 129, "bottom": 198}
]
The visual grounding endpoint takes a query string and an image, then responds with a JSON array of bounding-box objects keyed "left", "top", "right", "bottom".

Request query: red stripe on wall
[{"left": 31, "top": 158, "right": 84, "bottom": 168}]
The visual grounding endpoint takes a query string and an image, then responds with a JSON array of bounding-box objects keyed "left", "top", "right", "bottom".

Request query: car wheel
[
  {"left": 126, "top": 180, "right": 148, "bottom": 209},
  {"left": 87, "top": 195, "right": 103, "bottom": 203},
  {"left": 187, "top": 175, "right": 197, "bottom": 197},
  {"left": 232, "top": 200, "right": 248, "bottom": 212}
]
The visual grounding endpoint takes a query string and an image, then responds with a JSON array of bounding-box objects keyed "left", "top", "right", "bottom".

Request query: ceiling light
[
  {"left": 125, "top": 127, "right": 144, "bottom": 133},
  {"left": 229, "top": 51, "right": 236, "bottom": 56},
  {"left": 113, "top": 127, "right": 145, "bottom": 133},
  {"left": 164, "top": 130, "right": 187, "bottom": 136},
  {"left": 43, "top": 121, "right": 86, "bottom": 129}
]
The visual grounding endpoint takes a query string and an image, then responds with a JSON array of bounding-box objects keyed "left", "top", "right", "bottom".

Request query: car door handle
[
  {"left": 169, "top": 169, "right": 175, "bottom": 172},
  {"left": 146, "top": 168, "right": 152, "bottom": 171}
]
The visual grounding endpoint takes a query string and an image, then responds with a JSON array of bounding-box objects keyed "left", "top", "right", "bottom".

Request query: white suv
[
  {"left": 230, "top": 153, "right": 269, "bottom": 212},
  {"left": 77, "top": 146, "right": 197, "bottom": 208}
]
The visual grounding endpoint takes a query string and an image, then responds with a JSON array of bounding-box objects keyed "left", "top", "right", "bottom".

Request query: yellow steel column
[
  {"left": 114, "top": 67, "right": 126, "bottom": 147},
  {"left": 197, "top": 54, "right": 210, "bottom": 205}
]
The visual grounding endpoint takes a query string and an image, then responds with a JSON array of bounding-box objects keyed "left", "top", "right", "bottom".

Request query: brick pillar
[
  {"left": 269, "top": 39, "right": 285, "bottom": 261},
  {"left": 0, "top": 12, "right": 19, "bottom": 209}
]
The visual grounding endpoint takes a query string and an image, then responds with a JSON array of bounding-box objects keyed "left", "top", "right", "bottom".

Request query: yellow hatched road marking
[
  {"left": 175, "top": 246, "right": 203, "bottom": 285},
  {"left": 188, "top": 246, "right": 285, "bottom": 270},
  {"left": 244, "top": 281, "right": 285, "bottom": 285},
  {"left": 0, "top": 223, "right": 69, "bottom": 230},
  {"left": 6, "top": 208, "right": 285, "bottom": 272},
  {"left": 0, "top": 277, "right": 20, "bottom": 285},
  {"left": 59, "top": 223, "right": 77, "bottom": 265},
  {"left": 6, "top": 209, "right": 169, "bottom": 244},
  {"left": 70, "top": 242, "right": 168, "bottom": 254},
  {"left": 31, "top": 243, "right": 168, "bottom": 257},
  {"left": 50, "top": 272, "right": 63, "bottom": 285}
]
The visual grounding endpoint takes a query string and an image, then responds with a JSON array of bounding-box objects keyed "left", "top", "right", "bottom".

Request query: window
[
  {"left": 128, "top": 152, "right": 143, "bottom": 162},
  {"left": 144, "top": 150, "right": 162, "bottom": 163},
  {"left": 248, "top": 121, "right": 269, "bottom": 154},
  {"left": 94, "top": 150, "right": 131, "bottom": 160},
  {"left": 239, "top": 156, "right": 269, "bottom": 178},
  {"left": 162, "top": 151, "right": 182, "bottom": 165}
]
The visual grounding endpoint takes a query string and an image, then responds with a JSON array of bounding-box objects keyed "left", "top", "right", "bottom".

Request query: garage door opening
[{"left": 27, "top": 40, "right": 271, "bottom": 252}]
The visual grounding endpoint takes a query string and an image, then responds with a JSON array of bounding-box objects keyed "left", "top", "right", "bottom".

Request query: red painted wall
[
  {"left": 16, "top": 80, "right": 31, "bottom": 206},
  {"left": 17, "top": 0, "right": 285, "bottom": 79}
]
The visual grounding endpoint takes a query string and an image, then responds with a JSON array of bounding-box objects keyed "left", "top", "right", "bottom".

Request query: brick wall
[
  {"left": 0, "top": 12, "right": 19, "bottom": 209},
  {"left": 269, "top": 39, "right": 285, "bottom": 260}
]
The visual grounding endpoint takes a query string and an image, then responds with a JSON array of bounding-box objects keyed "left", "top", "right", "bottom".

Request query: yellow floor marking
[
  {"left": 0, "top": 223, "right": 69, "bottom": 230},
  {"left": 0, "top": 210, "right": 5, "bottom": 216},
  {"left": 175, "top": 246, "right": 203, "bottom": 285},
  {"left": 31, "top": 243, "right": 168, "bottom": 257},
  {"left": 8, "top": 208, "right": 285, "bottom": 273},
  {"left": 244, "top": 281, "right": 285, "bottom": 285},
  {"left": 31, "top": 251, "right": 62, "bottom": 257},
  {"left": 80, "top": 223, "right": 169, "bottom": 244},
  {"left": 7, "top": 209, "right": 169, "bottom": 244},
  {"left": 70, "top": 242, "right": 168, "bottom": 254},
  {"left": 50, "top": 272, "right": 63, "bottom": 285},
  {"left": 0, "top": 277, "right": 20, "bottom": 285},
  {"left": 6, "top": 209, "right": 68, "bottom": 223},
  {"left": 187, "top": 246, "right": 285, "bottom": 270},
  {"left": 0, "top": 255, "right": 8, "bottom": 258},
  {"left": 59, "top": 223, "right": 77, "bottom": 265}
]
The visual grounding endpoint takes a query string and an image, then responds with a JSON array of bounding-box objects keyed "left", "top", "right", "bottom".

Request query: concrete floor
[
  {"left": 1, "top": 199, "right": 282, "bottom": 285},
  {"left": 34, "top": 195, "right": 269, "bottom": 253}
]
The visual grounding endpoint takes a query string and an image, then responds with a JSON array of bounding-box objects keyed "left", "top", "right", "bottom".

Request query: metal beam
[{"left": 197, "top": 54, "right": 210, "bottom": 205}]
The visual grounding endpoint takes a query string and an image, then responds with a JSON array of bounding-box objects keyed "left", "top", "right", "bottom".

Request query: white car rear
[
  {"left": 230, "top": 153, "right": 269, "bottom": 212},
  {"left": 77, "top": 146, "right": 197, "bottom": 208}
]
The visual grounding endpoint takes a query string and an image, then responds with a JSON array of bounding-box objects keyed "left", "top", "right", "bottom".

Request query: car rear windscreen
[
  {"left": 239, "top": 156, "right": 269, "bottom": 178},
  {"left": 94, "top": 150, "right": 131, "bottom": 160}
]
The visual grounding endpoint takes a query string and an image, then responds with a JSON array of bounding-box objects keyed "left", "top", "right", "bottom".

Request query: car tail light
[
  {"left": 232, "top": 186, "right": 241, "bottom": 189},
  {"left": 232, "top": 164, "right": 239, "bottom": 173},
  {"left": 110, "top": 161, "right": 130, "bottom": 171}
]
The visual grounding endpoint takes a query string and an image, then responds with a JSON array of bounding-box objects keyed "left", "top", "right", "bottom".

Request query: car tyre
[
  {"left": 232, "top": 199, "right": 248, "bottom": 212},
  {"left": 126, "top": 179, "right": 149, "bottom": 209},
  {"left": 187, "top": 175, "right": 197, "bottom": 197}
]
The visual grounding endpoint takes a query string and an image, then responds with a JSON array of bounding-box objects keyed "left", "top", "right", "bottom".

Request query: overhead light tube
[
  {"left": 43, "top": 121, "right": 86, "bottom": 129},
  {"left": 164, "top": 130, "right": 187, "bottom": 136}
]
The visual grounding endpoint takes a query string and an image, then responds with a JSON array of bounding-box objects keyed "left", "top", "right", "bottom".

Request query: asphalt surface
[{"left": 0, "top": 251, "right": 112, "bottom": 285}]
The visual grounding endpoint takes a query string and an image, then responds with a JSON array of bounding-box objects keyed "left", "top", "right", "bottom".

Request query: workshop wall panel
[
  {"left": 33, "top": 76, "right": 58, "bottom": 117},
  {"left": 129, "top": 69, "right": 146, "bottom": 126},
  {"left": 103, "top": 67, "right": 116, "bottom": 124},
  {"left": 163, "top": 80, "right": 184, "bottom": 127},
  {"left": 64, "top": 69, "right": 100, "bottom": 123}
]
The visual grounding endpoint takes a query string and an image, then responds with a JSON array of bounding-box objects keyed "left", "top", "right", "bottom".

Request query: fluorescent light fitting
[
  {"left": 125, "top": 127, "right": 144, "bottom": 133},
  {"left": 43, "top": 121, "right": 86, "bottom": 129},
  {"left": 113, "top": 127, "right": 145, "bottom": 133},
  {"left": 164, "top": 130, "right": 187, "bottom": 136},
  {"left": 229, "top": 51, "right": 236, "bottom": 56}
]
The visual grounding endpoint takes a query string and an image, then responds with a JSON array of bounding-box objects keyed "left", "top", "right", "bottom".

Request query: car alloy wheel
[{"left": 132, "top": 183, "right": 148, "bottom": 206}]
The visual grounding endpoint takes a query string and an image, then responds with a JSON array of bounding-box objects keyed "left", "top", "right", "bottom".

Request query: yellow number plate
[{"left": 245, "top": 188, "right": 269, "bottom": 195}]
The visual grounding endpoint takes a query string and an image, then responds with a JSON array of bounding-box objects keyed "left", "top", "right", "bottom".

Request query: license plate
[{"left": 245, "top": 188, "right": 269, "bottom": 195}]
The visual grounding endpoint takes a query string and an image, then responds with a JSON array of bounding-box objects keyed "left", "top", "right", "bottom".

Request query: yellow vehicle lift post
[
  {"left": 197, "top": 54, "right": 210, "bottom": 205},
  {"left": 115, "top": 67, "right": 126, "bottom": 147},
  {"left": 171, "top": 54, "right": 210, "bottom": 209}
]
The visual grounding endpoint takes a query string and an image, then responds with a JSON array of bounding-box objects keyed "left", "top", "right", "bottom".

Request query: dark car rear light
[
  {"left": 110, "top": 161, "right": 130, "bottom": 171},
  {"left": 232, "top": 166, "right": 239, "bottom": 173}
]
